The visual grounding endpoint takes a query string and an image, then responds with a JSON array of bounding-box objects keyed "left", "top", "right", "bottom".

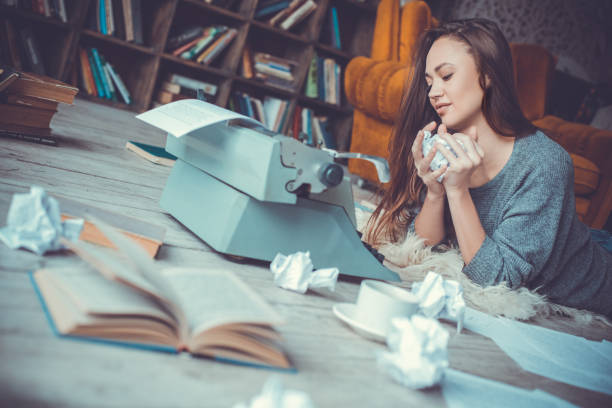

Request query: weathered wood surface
[{"left": 0, "top": 99, "right": 610, "bottom": 407}]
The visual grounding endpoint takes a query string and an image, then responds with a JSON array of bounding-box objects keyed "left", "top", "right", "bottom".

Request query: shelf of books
[{"left": 1, "top": 0, "right": 378, "bottom": 151}]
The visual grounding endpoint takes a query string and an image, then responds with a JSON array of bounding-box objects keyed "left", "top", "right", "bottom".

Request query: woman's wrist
[
  {"left": 425, "top": 188, "right": 446, "bottom": 202},
  {"left": 445, "top": 187, "right": 470, "bottom": 201}
]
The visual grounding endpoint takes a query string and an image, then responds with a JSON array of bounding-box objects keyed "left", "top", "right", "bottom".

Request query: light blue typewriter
[{"left": 137, "top": 100, "right": 399, "bottom": 281}]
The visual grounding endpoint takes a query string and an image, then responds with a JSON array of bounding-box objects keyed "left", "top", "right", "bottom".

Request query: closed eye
[{"left": 443, "top": 73, "right": 453, "bottom": 81}]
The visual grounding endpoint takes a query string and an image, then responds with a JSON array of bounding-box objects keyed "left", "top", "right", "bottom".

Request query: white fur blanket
[{"left": 355, "top": 207, "right": 610, "bottom": 324}]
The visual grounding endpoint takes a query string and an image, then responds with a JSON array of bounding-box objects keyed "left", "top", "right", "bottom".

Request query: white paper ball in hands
[{"left": 422, "top": 130, "right": 465, "bottom": 182}]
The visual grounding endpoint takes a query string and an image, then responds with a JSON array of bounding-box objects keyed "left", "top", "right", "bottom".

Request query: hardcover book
[{"left": 31, "top": 217, "right": 292, "bottom": 370}]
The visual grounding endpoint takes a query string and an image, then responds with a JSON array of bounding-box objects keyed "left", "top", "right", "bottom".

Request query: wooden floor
[{"left": 0, "top": 98, "right": 611, "bottom": 407}]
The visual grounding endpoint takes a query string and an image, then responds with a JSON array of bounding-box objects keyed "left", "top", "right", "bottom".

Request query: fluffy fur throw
[{"left": 355, "top": 207, "right": 610, "bottom": 324}]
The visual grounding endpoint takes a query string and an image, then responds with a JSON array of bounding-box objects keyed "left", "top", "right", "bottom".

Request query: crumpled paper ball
[
  {"left": 412, "top": 271, "right": 466, "bottom": 333},
  {"left": 270, "top": 251, "right": 338, "bottom": 294},
  {"left": 377, "top": 315, "right": 449, "bottom": 389},
  {"left": 0, "top": 186, "right": 83, "bottom": 255},
  {"left": 422, "top": 130, "right": 465, "bottom": 182}
]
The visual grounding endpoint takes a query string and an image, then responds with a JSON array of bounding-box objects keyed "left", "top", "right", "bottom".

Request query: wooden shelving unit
[{"left": 0, "top": 0, "right": 378, "bottom": 150}]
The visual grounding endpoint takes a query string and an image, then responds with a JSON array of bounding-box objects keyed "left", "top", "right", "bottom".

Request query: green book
[
  {"left": 305, "top": 55, "right": 318, "bottom": 98},
  {"left": 125, "top": 141, "right": 177, "bottom": 166}
]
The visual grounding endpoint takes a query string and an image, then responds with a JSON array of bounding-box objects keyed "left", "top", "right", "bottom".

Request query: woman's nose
[{"left": 428, "top": 81, "right": 443, "bottom": 98}]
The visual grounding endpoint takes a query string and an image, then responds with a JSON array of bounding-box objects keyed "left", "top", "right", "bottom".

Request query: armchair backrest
[
  {"left": 371, "top": 0, "right": 437, "bottom": 63},
  {"left": 509, "top": 43, "right": 557, "bottom": 121}
]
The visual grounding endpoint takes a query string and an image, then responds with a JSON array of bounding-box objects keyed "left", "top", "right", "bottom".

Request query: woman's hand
[
  {"left": 412, "top": 121, "right": 447, "bottom": 198},
  {"left": 436, "top": 127, "right": 485, "bottom": 195}
]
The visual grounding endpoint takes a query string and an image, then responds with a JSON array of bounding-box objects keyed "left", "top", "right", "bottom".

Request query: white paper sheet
[
  {"left": 136, "top": 99, "right": 261, "bottom": 137},
  {"left": 442, "top": 369, "right": 577, "bottom": 408},
  {"left": 463, "top": 308, "right": 612, "bottom": 395}
]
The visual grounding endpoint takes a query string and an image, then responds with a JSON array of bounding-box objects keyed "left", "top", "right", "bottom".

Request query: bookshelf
[{"left": 0, "top": 0, "right": 378, "bottom": 150}]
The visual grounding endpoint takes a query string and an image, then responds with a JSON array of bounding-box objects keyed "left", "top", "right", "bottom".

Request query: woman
[{"left": 366, "top": 18, "right": 612, "bottom": 317}]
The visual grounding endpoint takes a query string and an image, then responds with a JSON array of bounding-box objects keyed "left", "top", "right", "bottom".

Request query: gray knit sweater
[{"left": 461, "top": 130, "right": 612, "bottom": 317}]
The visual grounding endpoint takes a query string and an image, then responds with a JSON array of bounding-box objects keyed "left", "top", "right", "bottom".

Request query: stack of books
[
  {"left": 291, "top": 106, "right": 335, "bottom": 149},
  {"left": 87, "top": 0, "right": 144, "bottom": 45},
  {"left": 154, "top": 73, "right": 217, "bottom": 106},
  {"left": 166, "top": 25, "right": 237, "bottom": 66},
  {"left": 242, "top": 50, "right": 298, "bottom": 91},
  {"left": 1, "top": 0, "right": 68, "bottom": 22},
  {"left": 254, "top": 0, "right": 318, "bottom": 31},
  {"left": 79, "top": 47, "right": 131, "bottom": 105},
  {"left": 0, "top": 67, "right": 78, "bottom": 145},
  {"left": 229, "top": 93, "right": 290, "bottom": 134},
  {"left": 304, "top": 54, "right": 342, "bottom": 106}
]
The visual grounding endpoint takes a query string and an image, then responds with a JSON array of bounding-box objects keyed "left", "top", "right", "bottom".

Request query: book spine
[
  {"left": 131, "top": 0, "right": 143, "bottom": 44},
  {"left": 78, "top": 48, "right": 94, "bottom": 95},
  {"left": 57, "top": 0, "right": 67, "bottom": 22},
  {"left": 0, "top": 130, "right": 57, "bottom": 145},
  {"left": 86, "top": 49, "right": 104, "bottom": 98},
  {"left": 102, "top": 61, "right": 118, "bottom": 101},
  {"left": 331, "top": 7, "right": 341, "bottom": 49},
  {"left": 255, "top": 1, "right": 289, "bottom": 19},
  {"left": 99, "top": 0, "right": 107, "bottom": 35},
  {"left": 106, "top": 63, "right": 131, "bottom": 104},
  {"left": 181, "top": 27, "right": 219, "bottom": 60},
  {"left": 316, "top": 56, "right": 324, "bottom": 102},
  {"left": 122, "top": 0, "right": 134, "bottom": 42},
  {"left": 90, "top": 48, "right": 111, "bottom": 99},
  {"left": 169, "top": 74, "right": 217, "bottom": 95},
  {"left": 305, "top": 55, "right": 317, "bottom": 98},
  {"left": 199, "top": 27, "right": 236, "bottom": 64},
  {"left": 241, "top": 47, "right": 253, "bottom": 79},
  {"left": 106, "top": 0, "right": 115, "bottom": 36},
  {"left": 166, "top": 26, "right": 204, "bottom": 51},
  {"left": 279, "top": 0, "right": 315, "bottom": 30}
]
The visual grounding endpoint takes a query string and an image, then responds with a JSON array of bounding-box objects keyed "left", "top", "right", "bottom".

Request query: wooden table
[{"left": 1, "top": 99, "right": 610, "bottom": 407}]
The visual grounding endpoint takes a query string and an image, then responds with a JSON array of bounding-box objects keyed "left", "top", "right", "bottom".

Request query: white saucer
[{"left": 332, "top": 303, "right": 386, "bottom": 343}]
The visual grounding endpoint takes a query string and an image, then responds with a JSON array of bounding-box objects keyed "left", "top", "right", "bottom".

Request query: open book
[{"left": 31, "top": 217, "right": 291, "bottom": 370}]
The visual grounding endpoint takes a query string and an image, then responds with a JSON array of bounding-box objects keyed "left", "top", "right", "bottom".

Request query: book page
[
  {"left": 136, "top": 99, "right": 261, "bottom": 137},
  {"left": 161, "top": 267, "right": 284, "bottom": 335}
]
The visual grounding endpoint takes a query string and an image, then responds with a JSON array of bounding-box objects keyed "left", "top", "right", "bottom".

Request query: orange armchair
[{"left": 344, "top": 0, "right": 612, "bottom": 228}]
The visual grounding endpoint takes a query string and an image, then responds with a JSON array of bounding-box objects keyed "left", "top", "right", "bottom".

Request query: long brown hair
[{"left": 366, "top": 18, "right": 536, "bottom": 245}]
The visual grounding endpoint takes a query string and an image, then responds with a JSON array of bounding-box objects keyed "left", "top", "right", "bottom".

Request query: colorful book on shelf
[
  {"left": 166, "top": 26, "right": 204, "bottom": 51},
  {"left": 279, "top": 0, "right": 316, "bottom": 30},
  {"left": 79, "top": 48, "right": 96, "bottom": 96},
  {"left": 255, "top": 0, "right": 290, "bottom": 19},
  {"left": 317, "top": 115, "right": 335, "bottom": 149},
  {"left": 304, "top": 55, "right": 317, "bottom": 98},
  {"left": 30, "top": 217, "right": 292, "bottom": 370},
  {"left": 196, "top": 28, "right": 237, "bottom": 64},
  {"left": 87, "top": 49, "right": 105, "bottom": 98},
  {"left": 168, "top": 74, "right": 217, "bottom": 96},
  {"left": 330, "top": 7, "right": 341, "bottom": 49},
  {"left": 106, "top": 63, "right": 131, "bottom": 104},
  {"left": 90, "top": 48, "right": 111, "bottom": 99},
  {"left": 131, "top": 0, "right": 143, "bottom": 44},
  {"left": 180, "top": 26, "right": 225, "bottom": 60},
  {"left": 125, "top": 140, "right": 177, "bottom": 168},
  {"left": 98, "top": 0, "right": 107, "bottom": 35},
  {"left": 121, "top": 0, "right": 134, "bottom": 42},
  {"left": 241, "top": 46, "right": 254, "bottom": 79},
  {"left": 106, "top": 0, "right": 115, "bottom": 36},
  {"left": 100, "top": 55, "right": 118, "bottom": 101},
  {"left": 268, "top": 0, "right": 303, "bottom": 26}
]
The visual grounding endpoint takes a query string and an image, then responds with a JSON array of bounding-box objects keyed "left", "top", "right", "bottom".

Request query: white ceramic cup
[{"left": 353, "top": 280, "right": 419, "bottom": 336}]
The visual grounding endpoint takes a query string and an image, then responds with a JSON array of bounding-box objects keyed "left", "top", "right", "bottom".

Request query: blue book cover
[
  {"left": 99, "top": 0, "right": 107, "bottom": 35},
  {"left": 91, "top": 48, "right": 111, "bottom": 99},
  {"left": 87, "top": 49, "right": 105, "bottom": 98},
  {"left": 255, "top": 0, "right": 290, "bottom": 18},
  {"left": 331, "top": 7, "right": 341, "bottom": 49}
]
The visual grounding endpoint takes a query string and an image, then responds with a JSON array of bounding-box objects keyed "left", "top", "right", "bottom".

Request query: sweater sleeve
[{"left": 462, "top": 150, "right": 574, "bottom": 289}]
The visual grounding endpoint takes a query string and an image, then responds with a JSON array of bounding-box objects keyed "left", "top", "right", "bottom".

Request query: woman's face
[{"left": 425, "top": 37, "right": 485, "bottom": 132}]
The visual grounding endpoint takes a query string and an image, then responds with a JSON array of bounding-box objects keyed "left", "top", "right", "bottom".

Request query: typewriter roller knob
[{"left": 318, "top": 163, "right": 344, "bottom": 187}]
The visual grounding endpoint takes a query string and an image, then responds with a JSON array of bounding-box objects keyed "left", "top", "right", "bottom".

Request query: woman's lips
[{"left": 436, "top": 104, "right": 451, "bottom": 115}]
